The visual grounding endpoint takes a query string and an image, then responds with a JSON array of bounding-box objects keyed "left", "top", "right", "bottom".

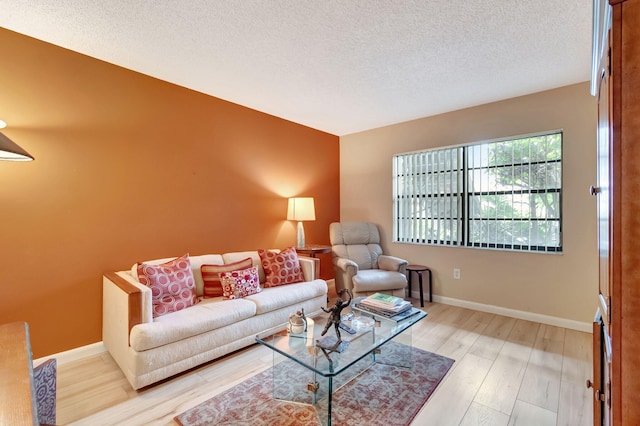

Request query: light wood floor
[{"left": 57, "top": 300, "right": 593, "bottom": 425}]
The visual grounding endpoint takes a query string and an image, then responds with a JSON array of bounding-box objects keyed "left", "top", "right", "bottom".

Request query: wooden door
[{"left": 591, "top": 1, "right": 640, "bottom": 424}]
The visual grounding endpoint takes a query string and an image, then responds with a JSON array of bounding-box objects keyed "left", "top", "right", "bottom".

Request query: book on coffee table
[
  {"left": 352, "top": 297, "right": 422, "bottom": 323},
  {"left": 356, "top": 293, "right": 413, "bottom": 316}
]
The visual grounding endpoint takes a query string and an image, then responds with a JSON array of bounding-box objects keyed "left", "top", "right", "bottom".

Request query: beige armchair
[{"left": 329, "top": 222, "right": 408, "bottom": 298}]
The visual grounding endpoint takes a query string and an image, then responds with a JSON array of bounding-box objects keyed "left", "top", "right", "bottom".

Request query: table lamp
[{"left": 287, "top": 197, "right": 315, "bottom": 248}]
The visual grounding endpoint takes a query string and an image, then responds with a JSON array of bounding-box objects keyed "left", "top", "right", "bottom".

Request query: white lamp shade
[{"left": 287, "top": 197, "right": 316, "bottom": 221}]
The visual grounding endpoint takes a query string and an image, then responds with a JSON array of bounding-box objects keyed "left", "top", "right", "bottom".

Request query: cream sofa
[{"left": 102, "top": 251, "right": 327, "bottom": 390}]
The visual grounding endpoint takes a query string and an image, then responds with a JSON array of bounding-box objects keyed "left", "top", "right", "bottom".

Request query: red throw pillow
[
  {"left": 219, "top": 266, "right": 261, "bottom": 299},
  {"left": 258, "top": 247, "right": 305, "bottom": 288},
  {"left": 201, "top": 258, "right": 253, "bottom": 298},
  {"left": 137, "top": 253, "right": 198, "bottom": 318}
]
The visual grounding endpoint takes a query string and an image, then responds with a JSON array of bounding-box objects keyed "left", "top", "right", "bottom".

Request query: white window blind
[
  {"left": 393, "top": 146, "right": 464, "bottom": 245},
  {"left": 393, "top": 131, "right": 562, "bottom": 253}
]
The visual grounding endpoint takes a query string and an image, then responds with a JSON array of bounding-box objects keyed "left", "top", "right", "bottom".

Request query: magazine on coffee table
[{"left": 352, "top": 297, "right": 422, "bottom": 323}]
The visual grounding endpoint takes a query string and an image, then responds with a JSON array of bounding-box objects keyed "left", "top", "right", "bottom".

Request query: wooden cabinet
[
  {"left": 590, "top": 1, "right": 640, "bottom": 424},
  {"left": 0, "top": 322, "right": 38, "bottom": 425}
]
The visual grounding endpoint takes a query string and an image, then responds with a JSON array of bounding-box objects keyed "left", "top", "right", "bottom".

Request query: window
[{"left": 393, "top": 131, "right": 562, "bottom": 252}]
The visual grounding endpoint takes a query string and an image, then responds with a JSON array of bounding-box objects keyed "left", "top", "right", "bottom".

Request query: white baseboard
[
  {"left": 33, "top": 341, "right": 107, "bottom": 367},
  {"left": 411, "top": 291, "right": 592, "bottom": 333}
]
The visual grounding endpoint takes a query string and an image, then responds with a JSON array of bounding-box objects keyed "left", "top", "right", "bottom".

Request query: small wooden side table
[
  {"left": 295, "top": 244, "right": 331, "bottom": 258},
  {"left": 406, "top": 264, "right": 432, "bottom": 307}
]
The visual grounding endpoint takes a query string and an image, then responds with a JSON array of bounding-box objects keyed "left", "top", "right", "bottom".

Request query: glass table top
[{"left": 255, "top": 307, "right": 427, "bottom": 377}]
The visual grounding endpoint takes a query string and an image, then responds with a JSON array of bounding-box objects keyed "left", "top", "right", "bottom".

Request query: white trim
[
  {"left": 412, "top": 292, "right": 591, "bottom": 333},
  {"left": 33, "top": 341, "right": 107, "bottom": 367}
]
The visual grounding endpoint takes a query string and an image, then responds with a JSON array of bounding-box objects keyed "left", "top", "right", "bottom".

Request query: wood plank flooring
[{"left": 56, "top": 300, "right": 592, "bottom": 425}]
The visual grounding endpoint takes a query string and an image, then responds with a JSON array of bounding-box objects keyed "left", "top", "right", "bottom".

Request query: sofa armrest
[
  {"left": 103, "top": 272, "right": 152, "bottom": 347},
  {"left": 378, "top": 255, "right": 408, "bottom": 273},
  {"left": 299, "top": 256, "right": 320, "bottom": 280}
]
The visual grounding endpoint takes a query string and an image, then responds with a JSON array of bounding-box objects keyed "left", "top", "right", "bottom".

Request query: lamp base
[{"left": 296, "top": 221, "right": 306, "bottom": 248}]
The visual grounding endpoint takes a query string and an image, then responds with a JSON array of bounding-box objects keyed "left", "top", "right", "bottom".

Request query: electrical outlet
[{"left": 453, "top": 268, "right": 461, "bottom": 280}]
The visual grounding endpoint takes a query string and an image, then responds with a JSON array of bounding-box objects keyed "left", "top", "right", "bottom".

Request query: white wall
[{"left": 339, "top": 82, "right": 598, "bottom": 325}]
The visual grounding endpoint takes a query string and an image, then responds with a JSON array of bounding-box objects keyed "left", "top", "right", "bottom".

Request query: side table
[
  {"left": 406, "top": 265, "right": 432, "bottom": 307},
  {"left": 295, "top": 244, "right": 331, "bottom": 258}
]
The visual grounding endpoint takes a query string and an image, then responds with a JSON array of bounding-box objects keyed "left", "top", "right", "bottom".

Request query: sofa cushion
[
  {"left": 244, "top": 279, "right": 327, "bottom": 315},
  {"left": 258, "top": 247, "right": 304, "bottom": 288},
  {"left": 201, "top": 257, "right": 252, "bottom": 298},
  {"left": 220, "top": 266, "right": 262, "bottom": 299},
  {"left": 137, "top": 254, "right": 199, "bottom": 318},
  {"left": 129, "top": 298, "right": 257, "bottom": 351}
]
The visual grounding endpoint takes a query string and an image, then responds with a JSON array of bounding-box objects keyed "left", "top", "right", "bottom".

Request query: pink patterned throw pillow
[
  {"left": 201, "top": 257, "right": 253, "bottom": 298},
  {"left": 258, "top": 247, "right": 305, "bottom": 288},
  {"left": 219, "top": 266, "right": 261, "bottom": 299},
  {"left": 137, "top": 253, "right": 198, "bottom": 318}
]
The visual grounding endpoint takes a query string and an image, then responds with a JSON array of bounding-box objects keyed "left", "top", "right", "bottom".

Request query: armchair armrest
[
  {"left": 333, "top": 257, "right": 358, "bottom": 293},
  {"left": 335, "top": 257, "right": 358, "bottom": 274},
  {"left": 378, "top": 255, "right": 408, "bottom": 273},
  {"left": 332, "top": 257, "right": 359, "bottom": 293}
]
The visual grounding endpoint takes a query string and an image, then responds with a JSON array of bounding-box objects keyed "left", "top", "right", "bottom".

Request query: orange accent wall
[{"left": 0, "top": 28, "right": 340, "bottom": 358}]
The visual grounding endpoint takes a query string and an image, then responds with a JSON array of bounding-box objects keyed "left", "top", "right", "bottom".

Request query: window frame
[{"left": 392, "top": 130, "right": 563, "bottom": 253}]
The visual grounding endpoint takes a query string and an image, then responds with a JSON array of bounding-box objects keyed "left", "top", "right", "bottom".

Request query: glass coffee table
[{"left": 255, "top": 307, "right": 427, "bottom": 425}]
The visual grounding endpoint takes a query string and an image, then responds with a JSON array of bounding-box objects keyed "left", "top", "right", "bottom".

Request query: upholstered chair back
[
  {"left": 330, "top": 222, "right": 383, "bottom": 270},
  {"left": 33, "top": 358, "right": 57, "bottom": 426}
]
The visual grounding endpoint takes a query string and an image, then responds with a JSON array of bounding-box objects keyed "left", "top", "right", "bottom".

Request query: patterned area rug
[{"left": 175, "top": 342, "right": 454, "bottom": 426}]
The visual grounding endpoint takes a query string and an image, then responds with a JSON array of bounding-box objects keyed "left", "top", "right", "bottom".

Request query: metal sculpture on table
[{"left": 316, "top": 288, "right": 353, "bottom": 360}]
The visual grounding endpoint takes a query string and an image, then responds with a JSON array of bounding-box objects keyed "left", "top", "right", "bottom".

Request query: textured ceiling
[{"left": 0, "top": 1, "right": 592, "bottom": 136}]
